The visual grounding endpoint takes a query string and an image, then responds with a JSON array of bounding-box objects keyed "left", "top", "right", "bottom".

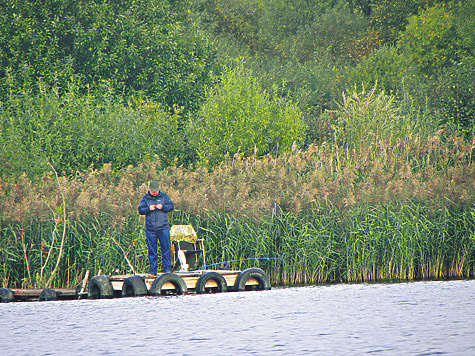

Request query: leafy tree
[
  {"left": 193, "top": 0, "right": 344, "bottom": 60},
  {"left": 398, "top": 4, "right": 457, "bottom": 75},
  {"left": 453, "top": 0, "right": 475, "bottom": 61},
  {"left": 0, "top": 0, "right": 216, "bottom": 113},
  {"left": 370, "top": 0, "right": 454, "bottom": 44},
  {"left": 291, "top": 7, "right": 373, "bottom": 63},
  {"left": 370, "top": 0, "right": 421, "bottom": 43},
  {"left": 347, "top": 0, "right": 373, "bottom": 17},
  {"left": 257, "top": 0, "right": 341, "bottom": 59},
  {"left": 193, "top": 0, "right": 265, "bottom": 53},
  {"left": 188, "top": 65, "right": 305, "bottom": 167}
]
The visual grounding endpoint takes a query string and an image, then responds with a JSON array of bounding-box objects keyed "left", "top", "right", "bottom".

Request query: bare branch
[{"left": 105, "top": 231, "right": 136, "bottom": 274}]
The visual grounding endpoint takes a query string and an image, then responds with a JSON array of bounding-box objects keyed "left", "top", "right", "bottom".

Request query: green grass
[{"left": 4, "top": 202, "right": 473, "bottom": 289}]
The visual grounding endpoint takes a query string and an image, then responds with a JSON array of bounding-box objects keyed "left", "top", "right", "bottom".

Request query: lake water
[{"left": 1, "top": 279, "right": 474, "bottom": 355}]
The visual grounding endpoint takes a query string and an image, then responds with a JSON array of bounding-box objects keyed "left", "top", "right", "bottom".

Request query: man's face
[{"left": 150, "top": 190, "right": 159, "bottom": 196}]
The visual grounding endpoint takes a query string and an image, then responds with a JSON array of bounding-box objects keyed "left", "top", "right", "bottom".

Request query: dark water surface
[{"left": 1, "top": 279, "right": 474, "bottom": 355}]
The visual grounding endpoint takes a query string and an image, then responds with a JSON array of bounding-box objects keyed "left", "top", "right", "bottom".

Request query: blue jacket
[{"left": 138, "top": 191, "right": 174, "bottom": 231}]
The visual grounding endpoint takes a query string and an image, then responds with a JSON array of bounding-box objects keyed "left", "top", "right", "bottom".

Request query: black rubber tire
[
  {"left": 38, "top": 288, "right": 57, "bottom": 302},
  {"left": 88, "top": 275, "right": 114, "bottom": 299},
  {"left": 233, "top": 268, "right": 271, "bottom": 292},
  {"left": 122, "top": 275, "right": 148, "bottom": 297},
  {"left": 149, "top": 273, "right": 187, "bottom": 296},
  {"left": 195, "top": 271, "right": 227, "bottom": 294},
  {"left": 0, "top": 288, "right": 14, "bottom": 303}
]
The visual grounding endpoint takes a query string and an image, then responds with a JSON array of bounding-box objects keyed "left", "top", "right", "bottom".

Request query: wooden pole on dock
[{"left": 78, "top": 270, "right": 90, "bottom": 299}]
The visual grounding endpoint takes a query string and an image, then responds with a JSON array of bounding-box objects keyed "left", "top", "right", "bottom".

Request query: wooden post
[{"left": 78, "top": 270, "right": 90, "bottom": 299}]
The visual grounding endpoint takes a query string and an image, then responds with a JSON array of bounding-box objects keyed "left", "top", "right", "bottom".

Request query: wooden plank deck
[
  {"left": 108, "top": 270, "right": 259, "bottom": 291},
  {"left": 2, "top": 268, "right": 267, "bottom": 302},
  {"left": 10, "top": 288, "right": 77, "bottom": 300}
]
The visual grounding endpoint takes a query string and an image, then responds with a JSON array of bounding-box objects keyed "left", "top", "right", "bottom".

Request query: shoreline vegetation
[
  {"left": 1, "top": 136, "right": 474, "bottom": 289},
  {"left": 1, "top": 0, "right": 474, "bottom": 290}
]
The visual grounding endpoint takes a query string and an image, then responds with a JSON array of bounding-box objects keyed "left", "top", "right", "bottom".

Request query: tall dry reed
[{"left": 1, "top": 134, "right": 474, "bottom": 287}]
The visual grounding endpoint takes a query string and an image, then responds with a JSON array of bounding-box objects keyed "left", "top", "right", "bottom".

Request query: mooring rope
[{"left": 198, "top": 257, "right": 279, "bottom": 270}]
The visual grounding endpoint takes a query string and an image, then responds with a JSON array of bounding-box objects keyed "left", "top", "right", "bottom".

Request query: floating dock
[
  {"left": 0, "top": 225, "right": 271, "bottom": 303},
  {"left": 0, "top": 268, "right": 271, "bottom": 303}
]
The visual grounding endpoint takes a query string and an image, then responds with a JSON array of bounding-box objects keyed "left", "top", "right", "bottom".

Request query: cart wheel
[
  {"left": 149, "top": 273, "right": 187, "bottom": 296},
  {"left": 195, "top": 271, "right": 227, "bottom": 294},
  {"left": 122, "top": 275, "right": 148, "bottom": 297},
  {"left": 88, "top": 275, "right": 114, "bottom": 299},
  {"left": 0, "top": 288, "right": 14, "bottom": 303},
  {"left": 233, "top": 268, "right": 271, "bottom": 292},
  {"left": 38, "top": 288, "right": 57, "bottom": 301}
]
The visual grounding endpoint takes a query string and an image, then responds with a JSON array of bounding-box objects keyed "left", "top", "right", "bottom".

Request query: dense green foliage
[
  {"left": 0, "top": 85, "right": 189, "bottom": 176},
  {"left": 189, "top": 65, "right": 304, "bottom": 167},
  {"left": 1, "top": 0, "right": 474, "bottom": 175},
  {"left": 0, "top": 0, "right": 216, "bottom": 113}
]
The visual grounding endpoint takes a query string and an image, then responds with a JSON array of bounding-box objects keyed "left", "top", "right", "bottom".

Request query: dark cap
[{"left": 149, "top": 181, "right": 160, "bottom": 192}]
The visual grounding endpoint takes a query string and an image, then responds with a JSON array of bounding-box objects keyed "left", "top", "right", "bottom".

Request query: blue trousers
[{"left": 145, "top": 229, "right": 172, "bottom": 274}]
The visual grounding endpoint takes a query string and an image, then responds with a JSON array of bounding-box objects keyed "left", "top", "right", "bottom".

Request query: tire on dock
[
  {"left": 233, "top": 268, "right": 271, "bottom": 292},
  {"left": 38, "top": 288, "right": 57, "bottom": 302},
  {"left": 195, "top": 271, "right": 227, "bottom": 294},
  {"left": 122, "top": 275, "right": 148, "bottom": 297},
  {"left": 88, "top": 275, "right": 114, "bottom": 299},
  {"left": 0, "top": 288, "right": 14, "bottom": 303},
  {"left": 149, "top": 273, "right": 187, "bottom": 296}
]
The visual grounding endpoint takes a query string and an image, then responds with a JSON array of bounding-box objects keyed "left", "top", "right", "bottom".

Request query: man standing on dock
[{"left": 138, "top": 181, "right": 174, "bottom": 275}]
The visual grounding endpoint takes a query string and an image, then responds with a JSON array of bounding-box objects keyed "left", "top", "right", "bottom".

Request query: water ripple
[{"left": 0, "top": 280, "right": 474, "bottom": 355}]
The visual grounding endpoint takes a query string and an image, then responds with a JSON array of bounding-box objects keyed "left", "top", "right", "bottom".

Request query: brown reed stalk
[
  {"left": 15, "top": 182, "right": 33, "bottom": 287},
  {"left": 45, "top": 162, "right": 67, "bottom": 288},
  {"left": 39, "top": 202, "right": 59, "bottom": 285}
]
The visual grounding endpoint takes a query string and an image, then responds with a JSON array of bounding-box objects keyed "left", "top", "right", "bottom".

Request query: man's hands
[{"left": 149, "top": 204, "right": 163, "bottom": 211}]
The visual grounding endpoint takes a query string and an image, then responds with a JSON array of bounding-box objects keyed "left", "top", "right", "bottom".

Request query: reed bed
[
  {"left": 1, "top": 203, "right": 473, "bottom": 288},
  {"left": 1, "top": 134, "right": 474, "bottom": 288},
  {"left": 181, "top": 204, "right": 475, "bottom": 286}
]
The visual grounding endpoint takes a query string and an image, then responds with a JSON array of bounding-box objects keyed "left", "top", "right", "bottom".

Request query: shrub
[
  {"left": 188, "top": 65, "right": 305, "bottom": 167},
  {"left": 347, "top": 45, "right": 408, "bottom": 94},
  {"left": 334, "top": 84, "right": 431, "bottom": 149},
  {"left": 398, "top": 5, "right": 457, "bottom": 75},
  {"left": 0, "top": 82, "right": 187, "bottom": 178}
]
